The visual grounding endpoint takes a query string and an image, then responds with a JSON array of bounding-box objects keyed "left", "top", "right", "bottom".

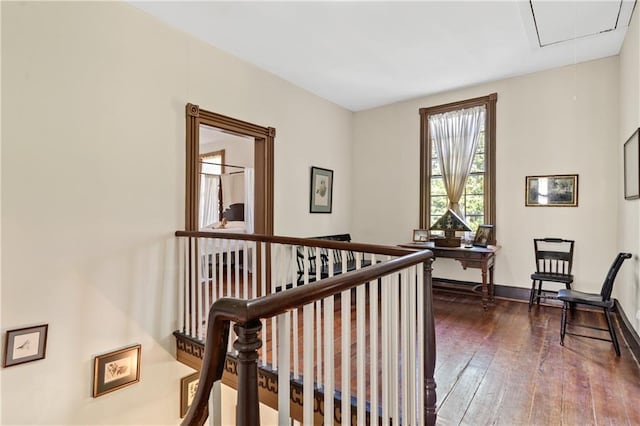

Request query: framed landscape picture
[
  {"left": 93, "top": 344, "right": 141, "bottom": 397},
  {"left": 3, "top": 324, "right": 48, "bottom": 368},
  {"left": 525, "top": 174, "right": 578, "bottom": 207}
]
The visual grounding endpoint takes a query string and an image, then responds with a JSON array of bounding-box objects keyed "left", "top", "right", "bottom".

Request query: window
[
  {"left": 199, "top": 150, "right": 224, "bottom": 227},
  {"left": 419, "top": 93, "right": 497, "bottom": 236},
  {"left": 200, "top": 149, "right": 224, "bottom": 176}
]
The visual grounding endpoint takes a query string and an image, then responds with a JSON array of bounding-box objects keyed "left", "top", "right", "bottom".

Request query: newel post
[
  {"left": 234, "top": 320, "right": 263, "bottom": 426},
  {"left": 423, "top": 259, "right": 437, "bottom": 426}
]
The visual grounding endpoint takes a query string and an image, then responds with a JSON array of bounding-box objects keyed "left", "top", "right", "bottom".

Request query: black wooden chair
[
  {"left": 295, "top": 234, "right": 371, "bottom": 285},
  {"left": 558, "top": 252, "right": 632, "bottom": 356},
  {"left": 529, "top": 238, "right": 575, "bottom": 311}
]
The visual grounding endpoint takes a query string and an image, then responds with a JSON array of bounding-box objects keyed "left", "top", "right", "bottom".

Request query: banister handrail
[
  {"left": 181, "top": 249, "right": 433, "bottom": 426},
  {"left": 175, "top": 230, "right": 418, "bottom": 258}
]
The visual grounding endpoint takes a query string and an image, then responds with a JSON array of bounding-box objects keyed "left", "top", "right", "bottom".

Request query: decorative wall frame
[
  {"left": 180, "top": 372, "right": 200, "bottom": 418},
  {"left": 525, "top": 174, "right": 578, "bottom": 207},
  {"left": 3, "top": 324, "right": 48, "bottom": 367},
  {"left": 413, "top": 229, "right": 430, "bottom": 242},
  {"left": 473, "top": 224, "right": 494, "bottom": 247},
  {"left": 309, "top": 166, "right": 333, "bottom": 213},
  {"left": 93, "top": 344, "right": 141, "bottom": 397},
  {"left": 624, "top": 128, "right": 639, "bottom": 200}
]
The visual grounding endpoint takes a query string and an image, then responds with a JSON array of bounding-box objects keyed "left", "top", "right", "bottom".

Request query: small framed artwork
[
  {"left": 624, "top": 128, "right": 639, "bottom": 200},
  {"left": 3, "top": 324, "right": 48, "bottom": 368},
  {"left": 473, "top": 224, "right": 494, "bottom": 247},
  {"left": 93, "top": 344, "right": 141, "bottom": 397},
  {"left": 180, "top": 371, "right": 200, "bottom": 418},
  {"left": 413, "top": 229, "right": 430, "bottom": 242},
  {"left": 310, "top": 166, "right": 333, "bottom": 213},
  {"left": 525, "top": 174, "right": 578, "bottom": 207}
]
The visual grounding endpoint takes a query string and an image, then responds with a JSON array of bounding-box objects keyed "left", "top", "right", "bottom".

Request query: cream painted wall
[
  {"left": 1, "top": 2, "right": 351, "bottom": 424},
  {"left": 617, "top": 8, "right": 640, "bottom": 334},
  {"left": 2, "top": 1, "right": 638, "bottom": 424},
  {"left": 352, "top": 57, "right": 620, "bottom": 294},
  {"left": 0, "top": 2, "right": 4, "bottom": 421}
]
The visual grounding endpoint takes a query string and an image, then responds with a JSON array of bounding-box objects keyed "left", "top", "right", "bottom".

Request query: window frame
[
  {"left": 199, "top": 149, "right": 225, "bottom": 223},
  {"left": 200, "top": 149, "right": 225, "bottom": 176},
  {"left": 419, "top": 93, "right": 497, "bottom": 242}
]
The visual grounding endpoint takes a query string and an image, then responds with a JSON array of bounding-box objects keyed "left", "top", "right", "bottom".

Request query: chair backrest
[
  {"left": 600, "top": 253, "right": 633, "bottom": 301},
  {"left": 533, "top": 238, "right": 575, "bottom": 275}
]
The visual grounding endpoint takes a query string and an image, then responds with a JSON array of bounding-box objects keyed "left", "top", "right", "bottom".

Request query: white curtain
[
  {"left": 244, "top": 168, "right": 255, "bottom": 234},
  {"left": 199, "top": 174, "right": 220, "bottom": 228},
  {"left": 429, "top": 105, "right": 485, "bottom": 217}
]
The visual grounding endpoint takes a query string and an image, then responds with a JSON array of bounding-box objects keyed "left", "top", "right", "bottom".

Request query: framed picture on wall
[
  {"left": 310, "top": 166, "right": 333, "bottom": 213},
  {"left": 180, "top": 372, "right": 200, "bottom": 418},
  {"left": 525, "top": 174, "right": 578, "bottom": 207},
  {"left": 93, "top": 344, "right": 141, "bottom": 397},
  {"left": 624, "top": 128, "right": 639, "bottom": 200},
  {"left": 3, "top": 324, "right": 48, "bottom": 368}
]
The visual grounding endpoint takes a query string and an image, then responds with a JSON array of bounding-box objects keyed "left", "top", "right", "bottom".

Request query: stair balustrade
[{"left": 175, "top": 231, "right": 436, "bottom": 426}]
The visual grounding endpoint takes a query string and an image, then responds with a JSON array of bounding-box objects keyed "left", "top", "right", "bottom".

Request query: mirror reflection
[{"left": 198, "top": 124, "right": 255, "bottom": 233}]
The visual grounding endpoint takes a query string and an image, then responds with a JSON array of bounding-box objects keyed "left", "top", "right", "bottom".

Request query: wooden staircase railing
[{"left": 175, "top": 231, "right": 436, "bottom": 426}]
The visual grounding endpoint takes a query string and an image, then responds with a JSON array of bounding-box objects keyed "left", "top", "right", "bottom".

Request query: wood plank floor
[
  {"left": 216, "top": 273, "right": 640, "bottom": 424},
  {"left": 433, "top": 292, "right": 640, "bottom": 425}
]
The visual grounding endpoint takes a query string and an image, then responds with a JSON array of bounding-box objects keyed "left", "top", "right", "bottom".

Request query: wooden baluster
[
  {"left": 422, "top": 259, "right": 437, "bottom": 426},
  {"left": 234, "top": 320, "right": 263, "bottom": 426}
]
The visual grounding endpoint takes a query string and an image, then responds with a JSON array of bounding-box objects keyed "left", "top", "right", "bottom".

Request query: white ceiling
[
  {"left": 200, "top": 124, "right": 253, "bottom": 146},
  {"left": 131, "top": 1, "right": 636, "bottom": 112}
]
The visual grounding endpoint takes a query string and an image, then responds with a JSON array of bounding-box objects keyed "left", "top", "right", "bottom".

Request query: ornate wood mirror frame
[{"left": 185, "top": 103, "right": 274, "bottom": 234}]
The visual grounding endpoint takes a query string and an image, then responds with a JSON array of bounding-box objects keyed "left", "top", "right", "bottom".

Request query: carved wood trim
[
  {"left": 186, "top": 103, "right": 200, "bottom": 118},
  {"left": 174, "top": 335, "right": 373, "bottom": 425}
]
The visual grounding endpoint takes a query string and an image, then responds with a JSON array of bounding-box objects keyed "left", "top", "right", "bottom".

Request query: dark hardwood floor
[
  {"left": 433, "top": 292, "right": 640, "bottom": 425},
  {"left": 226, "top": 274, "right": 640, "bottom": 424}
]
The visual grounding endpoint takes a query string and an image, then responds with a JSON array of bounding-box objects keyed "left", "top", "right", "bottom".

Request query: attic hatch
[{"left": 529, "top": 0, "right": 636, "bottom": 47}]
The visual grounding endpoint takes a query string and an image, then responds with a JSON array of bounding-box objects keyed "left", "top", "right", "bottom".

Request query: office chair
[
  {"left": 529, "top": 238, "right": 575, "bottom": 311},
  {"left": 558, "top": 252, "right": 632, "bottom": 356}
]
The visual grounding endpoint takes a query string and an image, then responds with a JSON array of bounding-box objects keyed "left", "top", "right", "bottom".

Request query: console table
[{"left": 400, "top": 242, "right": 499, "bottom": 310}]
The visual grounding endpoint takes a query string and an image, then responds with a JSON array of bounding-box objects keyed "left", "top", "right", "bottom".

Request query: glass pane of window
[
  {"left": 431, "top": 146, "right": 441, "bottom": 175},
  {"left": 466, "top": 215, "right": 484, "bottom": 231},
  {"left": 430, "top": 195, "right": 448, "bottom": 225},
  {"left": 476, "top": 132, "right": 485, "bottom": 153},
  {"left": 471, "top": 153, "right": 485, "bottom": 173},
  {"left": 464, "top": 194, "right": 484, "bottom": 216},
  {"left": 431, "top": 159, "right": 441, "bottom": 176},
  {"left": 458, "top": 202, "right": 467, "bottom": 218},
  {"left": 430, "top": 177, "right": 447, "bottom": 196},
  {"left": 465, "top": 175, "right": 484, "bottom": 196}
]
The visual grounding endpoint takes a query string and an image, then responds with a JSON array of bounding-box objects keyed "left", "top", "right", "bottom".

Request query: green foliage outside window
[{"left": 430, "top": 132, "right": 485, "bottom": 230}]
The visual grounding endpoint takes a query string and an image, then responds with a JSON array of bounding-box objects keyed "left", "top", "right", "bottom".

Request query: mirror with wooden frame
[{"left": 185, "top": 103, "right": 275, "bottom": 234}]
